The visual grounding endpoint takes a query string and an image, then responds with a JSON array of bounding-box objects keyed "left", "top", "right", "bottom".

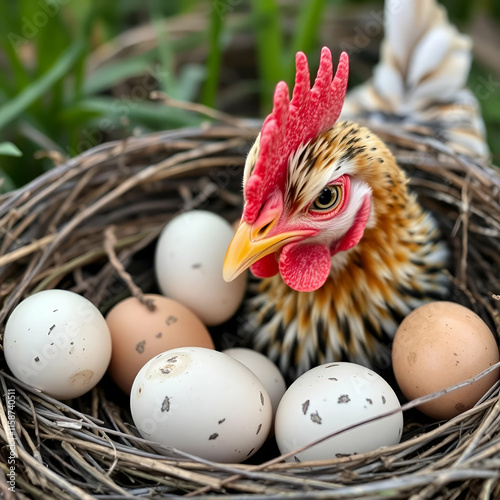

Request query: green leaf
[
  {"left": 0, "top": 141, "right": 22, "bottom": 157},
  {"left": 0, "top": 37, "right": 30, "bottom": 95},
  {"left": 58, "top": 104, "right": 106, "bottom": 127},
  {"left": 252, "top": 0, "right": 285, "bottom": 113},
  {"left": 74, "top": 96, "right": 203, "bottom": 129},
  {"left": 200, "top": 2, "right": 225, "bottom": 109},
  {"left": 0, "top": 39, "right": 85, "bottom": 130},
  {"left": 0, "top": 167, "right": 17, "bottom": 192},
  {"left": 83, "top": 52, "right": 160, "bottom": 96},
  {"left": 150, "top": 0, "right": 177, "bottom": 96},
  {"left": 287, "top": 0, "right": 326, "bottom": 80},
  {"left": 35, "top": 6, "right": 73, "bottom": 78},
  {"left": 70, "top": 0, "right": 98, "bottom": 103},
  {"left": 176, "top": 64, "right": 206, "bottom": 103},
  {"left": 83, "top": 32, "right": 207, "bottom": 97}
]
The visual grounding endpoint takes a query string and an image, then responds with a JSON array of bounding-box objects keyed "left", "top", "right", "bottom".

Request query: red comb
[{"left": 243, "top": 48, "right": 349, "bottom": 223}]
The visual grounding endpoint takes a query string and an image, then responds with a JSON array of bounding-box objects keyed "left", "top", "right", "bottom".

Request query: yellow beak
[{"left": 222, "top": 220, "right": 313, "bottom": 282}]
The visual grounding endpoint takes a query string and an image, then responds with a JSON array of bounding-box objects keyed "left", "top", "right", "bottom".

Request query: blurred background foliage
[{"left": 0, "top": 0, "right": 498, "bottom": 192}]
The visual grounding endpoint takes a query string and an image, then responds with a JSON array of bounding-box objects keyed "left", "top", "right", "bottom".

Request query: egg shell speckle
[
  {"left": 274, "top": 362, "right": 403, "bottom": 462},
  {"left": 130, "top": 347, "right": 273, "bottom": 463},
  {"left": 392, "top": 301, "right": 500, "bottom": 420},
  {"left": 3, "top": 289, "right": 111, "bottom": 400},
  {"left": 154, "top": 210, "right": 247, "bottom": 326},
  {"left": 106, "top": 294, "right": 214, "bottom": 394}
]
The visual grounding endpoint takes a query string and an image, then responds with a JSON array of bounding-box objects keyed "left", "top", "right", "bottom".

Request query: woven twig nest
[{"left": 0, "top": 108, "right": 499, "bottom": 499}]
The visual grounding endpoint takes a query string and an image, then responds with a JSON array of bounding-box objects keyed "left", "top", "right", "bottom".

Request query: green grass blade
[
  {"left": 72, "top": 0, "right": 99, "bottom": 103},
  {"left": 200, "top": 3, "right": 224, "bottom": 109},
  {"left": 286, "top": 0, "right": 326, "bottom": 80},
  {"left": 0, "top": 167, "right": 17, "bottom": 192},
  {"left": 0, "top": 0, "right": 31, "bottom": 92},
  {"left": 0, "top": 40, "right": 85, "bottom": 130},
  {"left": 84, "top": 30, "right": 207, "bottom": 97},
  {"left": 150, "top": 0, "right": 177, "bottom": 96},
  {"left": 83, "top": 53, "right": 161, "bottom": 96},
  {"left": 0, "top": 142, "right": 22, "bottom": 157},
  {"left": 176, "top": 64, "right": 206, "bottom": 102},
  {"left": 252, "top": 0, "right": 285, "bottom": 113},
  {"left": 35, "top": 6, "right": 72, "bottom": 78},
  {"left": 72, "top": 96, "right": 203, "bottom": 130}
]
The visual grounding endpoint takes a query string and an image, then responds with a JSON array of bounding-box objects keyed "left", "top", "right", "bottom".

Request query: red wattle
[
  {"left": 250, "top": 253, "right": 279, "bottom": 278},
  {"left": 279, "top": 242, "right": 331, "bottom": 292}
]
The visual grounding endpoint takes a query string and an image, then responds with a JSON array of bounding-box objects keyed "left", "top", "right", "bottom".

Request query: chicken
[{"left": 222, "top": 0, "right": 488, "bottom": 380}]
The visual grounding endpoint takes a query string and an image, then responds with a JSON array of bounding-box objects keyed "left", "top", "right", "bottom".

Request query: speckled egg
[
  {"left": 106, "top": 294, "right": 214, "bottom": 394},
  {"left": 154, "top": 210, "right": 247, "bottom": 326},
  {"left": 3, "top": 289, "right": 111, "bottom": 400},
  {"left": 392, "top": 301, "right": 500, "bottom": 420},
  {"left": 274, "top": 362, "right": 403, "bottom": 462},
  {"left": 130, "top": 347, "right": 273, "bottom": 462}
]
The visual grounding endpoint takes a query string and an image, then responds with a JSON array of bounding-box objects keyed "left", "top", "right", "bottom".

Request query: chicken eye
[{"left": 311, "top": 185, "right": 342, "bottom": 212}]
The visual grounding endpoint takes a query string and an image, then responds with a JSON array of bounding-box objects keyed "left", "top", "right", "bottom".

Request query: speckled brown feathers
[{"left": 243, "top": 121, "right": 449, "bottom": 379}]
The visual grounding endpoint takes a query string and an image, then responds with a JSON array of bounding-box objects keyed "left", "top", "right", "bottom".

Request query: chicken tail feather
[{"left": 342, "top": 0, "right": 489, "bottom": 158}]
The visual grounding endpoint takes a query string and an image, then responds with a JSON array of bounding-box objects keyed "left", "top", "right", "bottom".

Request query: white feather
[
  {"left": 372, "top": 63, "right": 404, "bottom": 106},
  {"left": 407, "top": 26, "right": 453, "bottom": 87},
  {"left": 409, "top": 50, "right": 471, "bottom": 106},
  {"left": 342, "top": 0, "right": 488, "bottom": 159}
]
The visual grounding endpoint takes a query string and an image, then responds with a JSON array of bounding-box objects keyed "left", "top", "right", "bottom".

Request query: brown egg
[
  {"left": 106, "top": 294, "right": 214, "bottom": 394},
  {"left": 392, "top": 301, "right": 499, "bottom": 420}
]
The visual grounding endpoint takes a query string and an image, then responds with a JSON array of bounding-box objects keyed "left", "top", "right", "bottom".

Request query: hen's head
[{"left": 224, "top": 48, "right": 389, "bottom": 292}]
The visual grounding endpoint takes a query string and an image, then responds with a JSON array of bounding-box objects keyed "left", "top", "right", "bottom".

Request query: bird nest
[{"left": 1, "top": 103, "right": 500, "bottom": 499}]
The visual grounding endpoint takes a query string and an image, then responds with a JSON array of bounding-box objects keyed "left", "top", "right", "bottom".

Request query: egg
[
  {"left": 106, "top": 294, "right": 214, "bottom": 394},
  {"left": 223, "top": 347, "right": 286, "bottom": 417},
  {"left": 3, "top": 289, "right": 111, "bottom": 399},
  {"left": 130, "top": 347, "right": 273, "bottom": 462},
  {"left": 392, "top": 301, "right": 499, "bottom": 420},
  {"left": 274, "top": 362, "right": 403, "bottom": 462},
  {"left": 154, "top": 210, "right": 247, "bottom": 326}
]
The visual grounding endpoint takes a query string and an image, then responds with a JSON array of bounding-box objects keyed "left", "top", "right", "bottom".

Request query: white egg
[
  {"left": 223, "top": 348, "right": 286, "bottom": 417},
  {"left": 130, "top": 347, "right": 272, "bottom": 462},
  {"left": 3, "top": 289, "right": 112, "bottom": 400},
  {"left": 154, "top": 210, "right": 247, "bottom": 326},
  {"left": 275, "top": 362, "right": 403, "bottom": 462}
]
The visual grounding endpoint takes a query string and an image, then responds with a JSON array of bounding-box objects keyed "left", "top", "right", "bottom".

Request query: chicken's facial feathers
[
  {"left": 226, "top": 120, "right": 407, "bottom": 294},
  {"left": 273, "top": 176, "right": 372, "bottom": 291},
  {"left": 243, "top": 48, "right": 349, "bottom": 224}
]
